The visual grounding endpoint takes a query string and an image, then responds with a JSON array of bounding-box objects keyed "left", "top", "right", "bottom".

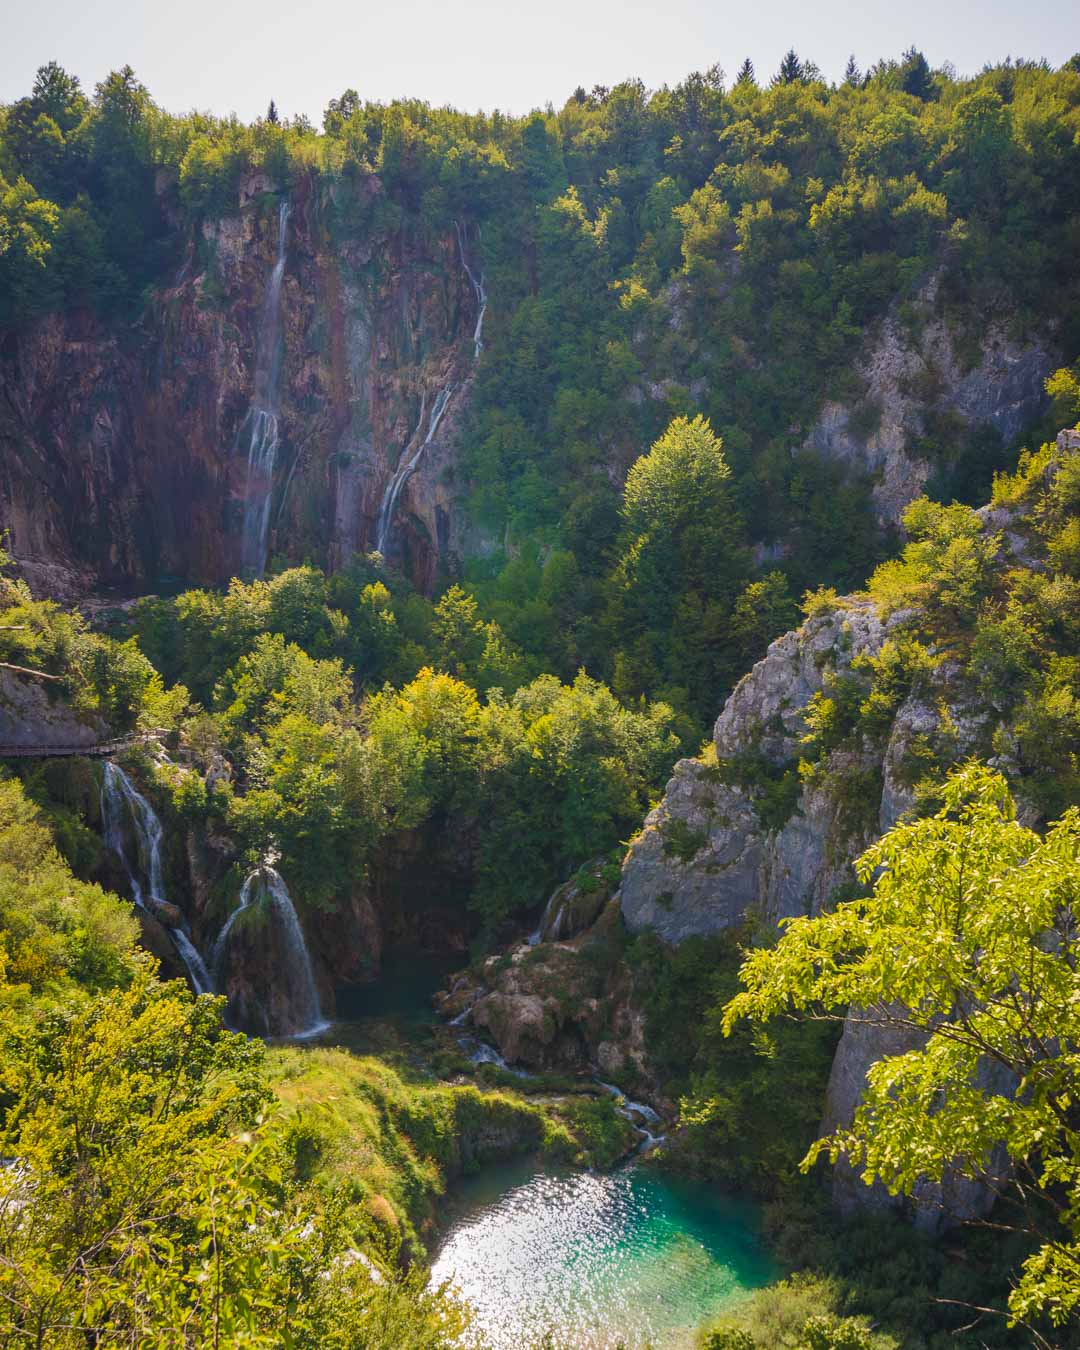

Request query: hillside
[{"left": 2, "top": 44, "right": 1080, "bottom": 1350}]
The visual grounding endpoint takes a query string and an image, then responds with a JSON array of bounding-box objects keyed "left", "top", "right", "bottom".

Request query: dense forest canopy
[
  {"left": 2, "top": 40, "right": 1080, "bottom": 1349},
  {"left": 2, "top": 50, "right": 1080, "bottom": 732}
]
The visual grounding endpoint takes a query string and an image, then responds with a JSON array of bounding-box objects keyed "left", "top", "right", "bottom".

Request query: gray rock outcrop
[
  {"left": 823, "top": 1005, "right": 1013, "bottom": 1235},
  {"left": 804, "top": 273, "right": 1053, "bottom": 525},
  {"left": 620, "top": 600, "right": 891, "bottom": 941},
  {"left": 0, "top": 669, "right": 106, "bottom": 749}
]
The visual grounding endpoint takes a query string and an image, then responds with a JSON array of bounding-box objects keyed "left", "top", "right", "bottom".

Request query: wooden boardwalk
[{"left": 0, "top": 734, "right": 153, "bottom": 759}]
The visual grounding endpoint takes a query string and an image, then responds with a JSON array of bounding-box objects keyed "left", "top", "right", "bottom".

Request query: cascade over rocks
[
  {"left": 529, "top": 859, "right": 617, "bottom": 945},
  {"left": 0, "top": 173, "right": 486, "bottom": 597},
  {"left": 212, "top": 865, "right": 329, "bottom": 1039}
]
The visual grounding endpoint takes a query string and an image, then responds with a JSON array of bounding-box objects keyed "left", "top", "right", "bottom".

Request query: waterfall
[
  {"left": 101, "top": 762, "right": 214, "bottom": 996},
  {"left": 454, "top": 219, "right": 487, "bottom": 360},
  {"left": 528, "top": 889, "right": 566, "bottom": 946},
  {"left": 372, "top": 221, "right": 487, "bottom": 563},
  {"left": 239, "top": 198, "right": 291, "bottom": 579},
  {"left": 213, "top": 865, "right": 328, "bottom": 1039},
  {"left": 374, "top": 384, "right": 455, "bottom": 559},
  {"left": 594, "top": 1079, "right": 666, "bottom": 1153}
]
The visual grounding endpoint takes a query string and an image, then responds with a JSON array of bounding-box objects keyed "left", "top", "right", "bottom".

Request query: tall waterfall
[
  {"left": 374, "top": 385, "right": 455, "bottom": 559},
  {"left": 239, "top": 198, "right": 291, "bottom": 579},
  {"left": 101, "top": 762, "right": 214, "bottom": 995},
  {"left": 213, "top": 865, "right": 328, "bottom": 1039},
  {"left": 455, "top": 219, "right": 488, "bottom": 359},
  {"left": 373, "top": 220, "right": 488, "bottom": 562}
]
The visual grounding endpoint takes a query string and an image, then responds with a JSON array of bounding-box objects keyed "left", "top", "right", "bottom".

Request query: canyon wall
[{"left": 0, "top": 172, "right": 484, "bottom": 598}]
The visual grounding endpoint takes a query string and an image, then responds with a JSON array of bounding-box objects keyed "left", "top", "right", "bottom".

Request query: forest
[{"left": 1, "top": 40, "right": 1080, "bottom": 1350}]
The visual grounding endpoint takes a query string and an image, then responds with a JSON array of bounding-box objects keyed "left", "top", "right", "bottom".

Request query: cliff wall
[{"left": 0, "top": 173, "right": 483, "bottom": 597}]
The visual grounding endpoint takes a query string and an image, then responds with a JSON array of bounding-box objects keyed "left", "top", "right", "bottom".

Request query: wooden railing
[{"left": 0, "top": 732, "right": 162, "bottom": 760}]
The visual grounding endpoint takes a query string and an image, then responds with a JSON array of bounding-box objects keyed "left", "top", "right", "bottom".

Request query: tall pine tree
[{"left": 773, "top": 50, "right": 803, "bottom": 85}]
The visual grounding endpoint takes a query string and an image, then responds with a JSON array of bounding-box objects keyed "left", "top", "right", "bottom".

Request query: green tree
[
  {"left": 725, "top": 763, "right": 1080, "bottom": 1334},
  {"left": 774, "top": 51, "right": 806, "bottom": 86}
]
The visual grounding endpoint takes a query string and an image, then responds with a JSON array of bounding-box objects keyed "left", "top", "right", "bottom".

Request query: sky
[{"left": 2, "top": 0, "right": 1077, "bottom": 123}]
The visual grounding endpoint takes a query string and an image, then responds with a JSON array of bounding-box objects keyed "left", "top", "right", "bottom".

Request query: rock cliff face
[
  {"left": 614, "top": 467, "right": 1057, "bottom": 1223},
  {"left": 0, "top": 173, "right": 484, "bottom": 598},
  {"left": 621, "top": 601, "right": 896, "bottom": 940},
  {"left": 820, "top": 1006, "right": 1013, "bottom": 1234},
  {"left": 0, "top": 670, "right": 106, "bottom": 748},
  {"left": 804, "top": 273, "right": 1053, "bottom": 525}
]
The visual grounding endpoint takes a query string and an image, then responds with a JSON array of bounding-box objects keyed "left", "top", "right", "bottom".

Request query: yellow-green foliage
[
  {"left": 269, "top": 1047, "right": 575, "bottom": 1258},
  {"left": 704, "top": 1272, "right": 898, "bottom": 1350},
  {"left": 0, "top": 773, "right": 137, "bottom": 992},
  {"left": 865, "top": 498, "right": 998, "bottom": 623}
]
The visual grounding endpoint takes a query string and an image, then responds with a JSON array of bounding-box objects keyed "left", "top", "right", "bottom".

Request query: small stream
[{"left": 430, "top": 1156, "right": 775, "bottom": 1349}]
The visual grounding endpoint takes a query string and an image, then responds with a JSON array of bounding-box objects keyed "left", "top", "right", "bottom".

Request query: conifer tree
[
  {"left": 844, "top": 54, "right": 860, "bottom": 86},
  {"left": 735, "top": 57, "right": 755, "bottom": 86},
  {"left": 266, "top": 99, "right": 279, "bottom": 124},
  {"left": 773, "top": 50, "right": 804, "bottom": 85},
  {"left": 899, "top": 47, "right": 935, "bottom": 99}
]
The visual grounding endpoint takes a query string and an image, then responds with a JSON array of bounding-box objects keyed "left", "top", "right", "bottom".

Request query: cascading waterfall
[
  {"left": 374, "top": 384, "right": 454, "bottom": 559},
  {"left": 213, "top": 865, "right": 328, "bottom": 1039},
  {"left": 239, "top": 198, "right": 291, "bottom": 579},
  {"left": 101, "top": 762, "right": 214, "bottom": 995},
  {"left": 595, "top": 1080, "right": 667, "bottom": 1153},
  {"left": 374, "top": 220, "right": 488, "bottom": 562},
  {"left": 454, "top": 219, "right": 487, "bottom": 359},
  {"left": 528, "top": 889, "right": 566, "bottom": 945}
]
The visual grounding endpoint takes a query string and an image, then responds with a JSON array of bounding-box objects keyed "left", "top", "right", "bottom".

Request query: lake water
[{"left": 430, "top": 1156, "right": 776, "bottom": 1349}]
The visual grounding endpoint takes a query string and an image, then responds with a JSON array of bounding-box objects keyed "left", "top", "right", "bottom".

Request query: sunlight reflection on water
[{"left": 430, "top": 1159, "right": 775, "bottom": 1349}]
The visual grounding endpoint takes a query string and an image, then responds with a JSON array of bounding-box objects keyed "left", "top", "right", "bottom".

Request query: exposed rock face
[
  {"left": 0, "top": 173, "right": 484, "bottom": 597},
  {"left": 616, "top": 497, "right": 1038, "bottom": 1225},
  {"left": 438, "top": 901, "right": 651, "bottom": 1079},
  {"left": 620, "top": 601, "right": 891, "bottom": 941},
  {"left": 822, "top": 1006, "right": 1013, "bottom": 1235},
  {"left": 804, "top": 274, "right": 1053, "bottom": 525},
  {"left": 0, "top": 670, "right": 106, "bottom": 748}
]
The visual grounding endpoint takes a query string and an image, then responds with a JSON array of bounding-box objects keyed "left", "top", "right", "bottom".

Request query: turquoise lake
[{"left": 430, "top": 1156, "right": 776, "bottom": 1349}]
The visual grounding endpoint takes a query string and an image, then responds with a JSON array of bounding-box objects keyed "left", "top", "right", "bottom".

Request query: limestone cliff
[
  {"left": 803, "top": 272, "right": 1053, "bottom": 526},
  {"left": 620, "top": 600, "right": 896, "bottom": 940},
  {"left": 613, "top": 442, "right": 1076, "bottom": 1224},
  {"left": 0, "top": 172, "right": 484, "bottom": 597},
  {"left": 0, "top": 669, "right": 107, "bottom": 748}
]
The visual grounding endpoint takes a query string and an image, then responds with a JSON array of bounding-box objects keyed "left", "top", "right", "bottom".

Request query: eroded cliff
[{"left": 0, "top": 172, "right": 485, "bottom": 597}]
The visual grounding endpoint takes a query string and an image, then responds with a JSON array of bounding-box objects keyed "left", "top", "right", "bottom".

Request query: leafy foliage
[{"left": 726, "top": 763, "right": 1080, "bottom": 1334}]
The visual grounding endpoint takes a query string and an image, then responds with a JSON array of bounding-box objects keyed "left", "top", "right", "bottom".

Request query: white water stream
[
  {"left": 213, "top": 864, "right": 329, "bottom": 1038},
  {"left": 239, "top": 198, "right": 291, "bottom": 578},
  {"left": 374, "top": 218, "right": 488, "bottom": 560},
  {"left": 101, "top": 762, "right": 214, "bottom": 995}
]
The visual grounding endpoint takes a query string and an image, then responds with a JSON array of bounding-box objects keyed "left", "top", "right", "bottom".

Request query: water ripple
[{"left": 430, "top": 1160, "right": 775, "bottom": 1349}]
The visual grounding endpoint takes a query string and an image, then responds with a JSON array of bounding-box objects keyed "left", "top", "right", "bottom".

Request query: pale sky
[{"left": 2, "top": 0, "right": 1077, "bottom": 123}]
